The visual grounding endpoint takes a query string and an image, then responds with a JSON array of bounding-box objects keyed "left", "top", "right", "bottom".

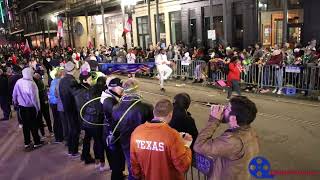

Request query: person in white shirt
[
  {"left": 155, "top": 49, "right": 172, "bottom": 92},
  {"left": 126, "top": 49, "right": 136, "bottom": 64},
  {"left": 127, "top": 49, "right": 136, "bottom": 78}
]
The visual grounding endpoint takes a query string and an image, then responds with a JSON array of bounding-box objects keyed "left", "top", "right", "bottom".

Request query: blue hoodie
[{"left": 49, "top": 78, "right": 59, "bottom": 104}]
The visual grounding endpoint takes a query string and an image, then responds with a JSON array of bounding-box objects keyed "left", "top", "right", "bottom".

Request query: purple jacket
[{"left": 12, "top": 68, "right": 40, "bottom": 112}]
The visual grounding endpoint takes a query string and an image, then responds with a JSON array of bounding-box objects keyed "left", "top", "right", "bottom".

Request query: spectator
[
  {"left": 267, "top": 49, "right": 284, "bottom": 94},
  {"left": 78, "top": 75, "right": 107, "bottom": 170},
  {"left": 34, "top": 73, "right": 53, "bottom": 138},
  {"left": 101, "top": 77, "right": 126, "bottom": 180},
  {"left": 130, "top": 99, "right": 192, "bottom": 180},
  {"left": 59, "top": 61, "right": 80, "bottom": 157},
  {"left": 194, "top": 96, "right": 259, "bottom": 180},
  {"left": 49, "top": 68, "right": 64, "bottom": 143},
  {"left": 0, "top": 69, "right": 10, "bottom": 121},
  {"left": 12, "top": 67, "right": 43, "bottom": 150},
  {"left": 54, "top": 69, "right": 68, "bottom": 145},
  {"left": 112, "top": 79, "right": 154, "bottom": 180},
  {"left": 169, "top": 93, "right": 198, "bottom": 149},
  {"left": 226, "top": 56, "right": 243, "bottom": 100}
]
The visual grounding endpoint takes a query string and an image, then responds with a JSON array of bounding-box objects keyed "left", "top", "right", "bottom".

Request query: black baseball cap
[{"left": 108, "top": 77, "right": 122, "bottom": 88}]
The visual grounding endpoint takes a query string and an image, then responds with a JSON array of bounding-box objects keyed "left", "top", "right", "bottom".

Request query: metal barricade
[{"left": 185, "top": 153, "right": 213, "bottom": 180}]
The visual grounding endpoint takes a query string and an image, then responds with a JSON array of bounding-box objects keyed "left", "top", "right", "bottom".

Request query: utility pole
[
  {"left": 155, "top": 0, "right": 160, "bottom": 43},
  {"left": 209, "top": 0, "right": 214, "bottom": 47},
  {"left": 47, "top": 19, "right": 51, "bottom": 49},
  {"left": 147, "top": 0, "right": 152, "bottom": 46},
  {"left": 101, "top": 0, "right": 106, "bottom": 46},
  {"left": 65, "top": 0, "right": 71, "bottom": 47},
  {"left": 282, "top": 0, "right": 288, "bottom": 44}
]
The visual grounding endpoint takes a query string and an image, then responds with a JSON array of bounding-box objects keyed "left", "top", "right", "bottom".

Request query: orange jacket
[{"left": 130, "top": 122, "right": 192, "bottom": 180}]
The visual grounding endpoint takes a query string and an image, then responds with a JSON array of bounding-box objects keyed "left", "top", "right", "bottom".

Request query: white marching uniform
[{"left": 155, "top": 53, "right": 173, "bottom": 89}]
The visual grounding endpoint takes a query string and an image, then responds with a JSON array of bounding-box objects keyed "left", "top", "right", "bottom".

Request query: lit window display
[{"left": 259, "top": 0, "right": 303, "bottom": 47}]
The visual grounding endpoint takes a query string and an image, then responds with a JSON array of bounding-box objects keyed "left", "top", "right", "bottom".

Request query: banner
[{"left": 99, "top": 62, "right": 155, "bottom": 75}]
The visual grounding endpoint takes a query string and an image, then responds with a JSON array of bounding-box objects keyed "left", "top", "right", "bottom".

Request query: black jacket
[
  {"left": 112, "top": 94, "right": 153, "bottom": 151},
  {"left": 73, "top": 84, "right": 104, "bottom": 129},
  {"left": 0, "top": 74, "right": 9, "bottom": 97},
  {"left": 101, "top": 90, "right": 121, "bottom": 139},
  {"left": 59, "top": 74, "right": 78, "bottom": 114},
  {"left": 169, "top": 94, "right": 198, "bottom": 149}
]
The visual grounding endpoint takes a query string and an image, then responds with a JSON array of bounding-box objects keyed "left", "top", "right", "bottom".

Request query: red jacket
[{"left": 227, "top": 62, "right": 242, "bottom": 83}]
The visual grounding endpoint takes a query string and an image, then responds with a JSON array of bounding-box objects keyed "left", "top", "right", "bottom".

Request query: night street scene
[{"left": 0, "top": 0, "right": 320, "bottom": 180}]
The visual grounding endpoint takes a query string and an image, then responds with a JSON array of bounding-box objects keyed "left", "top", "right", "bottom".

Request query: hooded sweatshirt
[
  {"left": 169, "top": 93, "right": 198, "bottom": 149},
  {"left": 12, "top": 68, "right": 40, "bottom": 111}
]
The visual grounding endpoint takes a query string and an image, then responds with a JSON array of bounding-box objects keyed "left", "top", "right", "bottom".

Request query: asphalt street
[{"left": 0, "top": 77, "right": 319, "bottom": 180}]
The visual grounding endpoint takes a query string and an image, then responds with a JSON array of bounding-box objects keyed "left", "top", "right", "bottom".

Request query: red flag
[
  {"left": 124, "top": 18, "right": 133, "bottom": 33},
  {"left": 23, "top": 39, "right": 31, "bottom": 54}
]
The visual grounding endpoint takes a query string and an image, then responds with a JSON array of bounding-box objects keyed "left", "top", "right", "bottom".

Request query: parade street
[{"left": 0, "top": 77, "right": 320, "bottom": 180}]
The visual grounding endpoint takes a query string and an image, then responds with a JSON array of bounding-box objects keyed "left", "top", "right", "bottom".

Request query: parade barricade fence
[
  {"left": 184, "top": 152, "right": 214, "bottom": 180},
  {"left": 169, "top": 60, "right": 320, "bottom": 94},
  {"left": 99, "top": 60, "right": 320, "bottom": 95}
]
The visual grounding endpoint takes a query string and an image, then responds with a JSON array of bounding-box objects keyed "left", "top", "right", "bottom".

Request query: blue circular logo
[{"left": 249, "top": 156, "right": 274, "bottom": 179}]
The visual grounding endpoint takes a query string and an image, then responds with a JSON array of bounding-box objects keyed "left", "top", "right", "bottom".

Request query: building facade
[
  {"left": 5, "top": 0, "right": 64, "bottom": 48},
  {"left": 5, "top": 0, "right": 320, "bottom": 49}
]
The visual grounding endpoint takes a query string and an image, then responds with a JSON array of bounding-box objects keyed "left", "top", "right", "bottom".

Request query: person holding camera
[
  {"left": 130, "top": 99, "right": 192, "bottom": 180},
  {"left": 194, "top": 96, "right": 260, "bottom": 180}
]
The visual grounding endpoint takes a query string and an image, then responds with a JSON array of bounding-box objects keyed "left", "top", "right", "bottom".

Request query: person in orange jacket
[{"left": 130, "top": 99, "right": 192, "bottom": 180}]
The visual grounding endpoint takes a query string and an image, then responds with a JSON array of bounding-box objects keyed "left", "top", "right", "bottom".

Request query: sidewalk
[{"left": 0, "top": 111, "right": 111, "bottom": 180}]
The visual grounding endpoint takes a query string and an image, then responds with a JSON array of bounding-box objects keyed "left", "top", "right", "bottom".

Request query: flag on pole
[
  {"left": 88, "top": 36, "right": 93, "bottom": 49},
  {"left": 23, "top": 39, "right": 31, "bottom": 54},
  {"left": 57, "top": 19, "right": 63, "bottom": 38},
  {"left": 124, "top": 17, "right": 133, "bottom": 33}
]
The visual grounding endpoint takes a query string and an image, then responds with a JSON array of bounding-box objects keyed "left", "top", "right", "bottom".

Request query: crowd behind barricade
[{"left": 0, "top": 42, "right": 263, "bottom": 180}]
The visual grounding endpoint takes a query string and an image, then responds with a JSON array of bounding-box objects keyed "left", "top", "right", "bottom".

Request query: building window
[
  {"left": 137, "top": 16, "right": 150, "bottom": 49},
  {"left": 259, "top": 0, "right": 304, "bottom": 46},
  {"left": 169, "top": 11, "right": 182, "bottom": 44},
  {"left": 189, "top": 19, "right": 197, "bottom": 47},
  {"left": 154, "top": 13, "right": 165, "bottom": 43}
]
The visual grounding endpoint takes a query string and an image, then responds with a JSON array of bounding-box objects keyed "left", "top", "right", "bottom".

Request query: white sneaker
[
  {"left": 99, "top": 165, "right": 109, "bottom": 172},
  {"left": 272, "top": 89, "right": 277, "bottom": 94},
  {"left": 95, "top": 163, "right": 100, "bottom": 169},
  {"left": 277, "top": 89, "right": 282, "bottom": 95}
]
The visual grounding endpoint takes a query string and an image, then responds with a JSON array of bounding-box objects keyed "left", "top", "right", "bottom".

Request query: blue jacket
[{"left": 49, "top": 78, "right": 59, "bottom": 104}]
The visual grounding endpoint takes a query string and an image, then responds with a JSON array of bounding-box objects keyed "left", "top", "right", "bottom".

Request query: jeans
[
  {"left": 51, "top": 104, "right": 63, "bottom": 142},
  {"left": 211, "top": 72, "right": 218, "bottom": 82},
  {"left": 275, "top": 68, "right": 283, "bottom": 89},
  {"left": 19, "top": 106, "right": 41, "bottom": 145},
  {"left": 261, "top": 68, "right": 270, "bottom": 88},
  {"left": 227, "top": 80, "right": 241, "bottom": 98},
  {"left": 0, "top": 96, "right": 11, "bottom": 119}
]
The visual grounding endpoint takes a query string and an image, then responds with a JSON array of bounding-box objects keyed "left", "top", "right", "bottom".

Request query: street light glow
[{"left": 50, "top": 15, "right": 57, "bottom": 23}]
